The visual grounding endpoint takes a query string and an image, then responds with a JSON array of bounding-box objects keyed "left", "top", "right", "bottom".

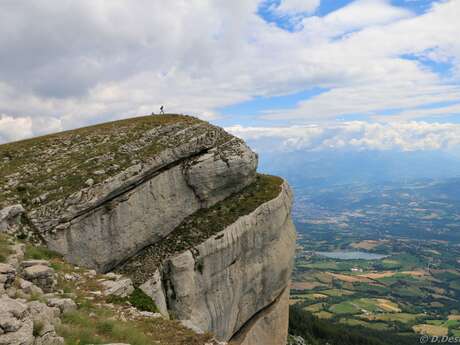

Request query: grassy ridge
[{"left": 0, "top": 114, "right": 229, "bottom": 208}]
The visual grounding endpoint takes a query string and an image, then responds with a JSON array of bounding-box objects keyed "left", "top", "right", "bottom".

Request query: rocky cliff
[{"left": 0, "top": 115, "right": 296, "bottom": 344}]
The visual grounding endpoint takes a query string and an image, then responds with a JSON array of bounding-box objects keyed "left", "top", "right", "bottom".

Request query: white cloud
[
  {"left": 0, "top": 0, "right": 459, "bottom": 143},
  {"left": 300, "top": 0, "right": 413, "bottom": 38},
  {"left": 0, "top": 114, "right": 63, "bottom": 143},
  {"left": 227, "top": 121, "right": 460, "bottom": 152},
  {"left": 271, "top": 0, "right": 321, "bottom": 15},
  {"left": 0, "top": 115, "right": 33, "bottom": 143}
]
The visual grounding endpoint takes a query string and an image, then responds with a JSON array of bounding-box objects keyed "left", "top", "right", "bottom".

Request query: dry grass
[
  {"left": 0, "top": 234, "right": 12, "bottom": 262},
  {"left": 375, "top": 299, "right": 401, "bottom": 313},
  {"left": 357, "top": 270, "right": 427, "bottom": 280},
  {"left": 350, "top": 240, "right": 385, "bottom": 250},
  {"left": 290, "top": 281, "right": 325, "bottom": 290},
  {"left": 413, "top": 324, "right": 448, "bottom": 337},
  {"left": 327, "top": 272, "right": 372, "bottom": 283}
]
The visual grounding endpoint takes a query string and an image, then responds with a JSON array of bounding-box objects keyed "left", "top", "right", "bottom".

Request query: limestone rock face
[
  {"left": 228, "top": 288, "right": 290, "bottom": 345},
  {"left": 141, "top": 181, "right": 296, "bottom": 342},
  {"left": 43, "top": 137, "right": 257, "bottom": 272},
  {"left": 1, "top": 115, "right": 295, "bottom": 344}
]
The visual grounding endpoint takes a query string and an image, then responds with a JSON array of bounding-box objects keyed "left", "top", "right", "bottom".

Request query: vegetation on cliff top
[
  {"left": 0, "top": 114, "right": 231, "bottom": 208},
  {"left": 118, "top": 173, "right": 284, "bottom": 284}
]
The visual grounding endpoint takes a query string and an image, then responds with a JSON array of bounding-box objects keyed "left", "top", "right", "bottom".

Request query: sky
[{"left": 0, "top": 0, "right": 459, "bottom": 153}]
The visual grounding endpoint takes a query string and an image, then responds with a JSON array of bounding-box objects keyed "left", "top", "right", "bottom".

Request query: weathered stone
[
  {"left": 85, "top": 178, "right": 95, "bottom": 187},
  {"left": 139, "top": 269, "right": 169, "bottom": 317},
  {"left": 101, "top": 278, "right": 134, "bottom": 298},
  {"left": 0, "top": 263, "right": 16, "bottom": 292},
  {"left": 0, "top": 205, "right": 25, "bottom": 234},
  {"left": 34, "top": 333, "right": 64, "bottom": 345},
  {"left": 22, "top": 265, "right": 56, "bottom": 293},
  {"left": 16, "top": 278, "right": 43, "bottom": 296},
  {"left": 46, "top": 298, "right": 77, "bottom": 315},
  {"left": 6, "top": 244, "right": 25, "bottom": 269},
  {"left": 27, "top": 301, "right": 63, "bottom": 345},
  {"left": 0, "top": 315, "right": 22, "bottom": 332},
  {"left": 21, "top": 260, "right": 50, "bottom": 269},
  {"left": 184, "top": 139, "right": 257, "bottom": 207},
  {"left": 104, "top": 272, "right": 122, "bottom": 281},
  {"left": 138, "top": 311, "right": 161, "bottom": 318},
  {"left": 0, "top": 295, "right": 34, "bottom": 345},
  {"left": 41, "top": 137, "right": 257, "bottom": 272}
]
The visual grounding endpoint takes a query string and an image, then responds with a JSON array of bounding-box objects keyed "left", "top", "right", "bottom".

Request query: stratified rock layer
[
  {"left": 0, "top": 115, "right": 295, "bottom": 345},
  {"left": 138, "top": 181, "right": 296, "bottom": 342}
]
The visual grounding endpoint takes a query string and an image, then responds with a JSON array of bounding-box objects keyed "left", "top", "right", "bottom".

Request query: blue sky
[
  {"left": 0, "top": 0, "right": 459, "bottom": 151},
  {"left": 215, "top": 0, "right": 460, "bottom": 130}
]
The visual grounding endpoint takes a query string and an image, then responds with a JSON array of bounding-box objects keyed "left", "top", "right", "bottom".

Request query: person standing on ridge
[{"left": 160, "top": 105, "right": 164, "bottom": 114}]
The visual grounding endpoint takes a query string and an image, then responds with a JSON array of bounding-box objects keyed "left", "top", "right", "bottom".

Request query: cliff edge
[{"left": 0, "top": 114, "right": 296, "bottom": 344}]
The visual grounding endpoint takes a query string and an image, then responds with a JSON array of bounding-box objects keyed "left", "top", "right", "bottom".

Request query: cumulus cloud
[
  {"left": 270, "top": 0, "right": 321, "bottom": 15},
  {"left": 227, "top": 121, "right": 460, "bottom": 152},
  {"left": 0, "top": 115, "right": 33, "bottom": 143},
  {"left": 0, "top": 114, "right": 63, "bottom": 143},
  {"left": 0, "top": 0, "right": 459, "bottom": 143}
]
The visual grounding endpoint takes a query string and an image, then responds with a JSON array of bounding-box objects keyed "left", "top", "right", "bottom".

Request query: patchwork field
[{"left": 291, "top": 236, "right": 460, "bottom": 338}]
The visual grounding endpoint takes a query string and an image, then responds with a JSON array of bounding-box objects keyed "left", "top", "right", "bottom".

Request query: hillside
[{"left": 0, "top": 115, "right": 296, "bottom": 345}]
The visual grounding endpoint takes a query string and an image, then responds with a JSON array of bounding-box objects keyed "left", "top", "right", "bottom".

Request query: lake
[{"left": 315, "top": 251, "right": 388, "bottom": 260}]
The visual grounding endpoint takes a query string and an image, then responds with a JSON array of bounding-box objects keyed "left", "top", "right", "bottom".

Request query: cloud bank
[
  {"left": 227, "top": 121, "right": 460, "bottom": 152},
  {"left": 0, "top": 0, "right": 459, "bottom": 143}
]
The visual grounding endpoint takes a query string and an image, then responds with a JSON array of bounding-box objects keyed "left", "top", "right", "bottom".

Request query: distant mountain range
[{"left": 257, "top": 149, "right": 460, "bottom": 188}]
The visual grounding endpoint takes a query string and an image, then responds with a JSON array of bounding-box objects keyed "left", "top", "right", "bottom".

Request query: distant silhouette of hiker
[
  {"left": 160, "top": 105, "right": 165, "bottom": 114},
  {"left": 151, "top": 111, "right": 155, "bottom": 116}
]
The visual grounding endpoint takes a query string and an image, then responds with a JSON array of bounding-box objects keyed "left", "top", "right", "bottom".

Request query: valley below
[{"left": 289, "top": 178, "right": 460, "bottom": 342}]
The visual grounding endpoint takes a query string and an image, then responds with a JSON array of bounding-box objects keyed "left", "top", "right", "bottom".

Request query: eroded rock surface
[
  {"left": 136, "top": 181, "right": 296, "bottom": 342},
  {"left": 41, "top": 128, "right": 256, "bottom": 272},
  {"left": 0, "top": 115, "right": 295, "bottom": 345},
  {"left": 228, "top": 288, "right": 290, "bottom": 345}
]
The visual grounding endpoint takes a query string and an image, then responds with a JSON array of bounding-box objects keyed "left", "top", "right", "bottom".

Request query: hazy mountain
[{"left": 257, "top": 149, "right": 460, "bottom": 188}]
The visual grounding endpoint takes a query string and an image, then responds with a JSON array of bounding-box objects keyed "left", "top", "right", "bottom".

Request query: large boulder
[
  {"left": 0, "top": 263, "right": 16, "bottom": 294},
  {"left": 22, "top": 265, "right": 56, "bottom": 293},
  {"left": 0, "top": 205, "right": 25, "bottom": 235},
  {"left": 0, "top": 296, "right": 34, "bottom": 345},
  {"left": 42, "top": 134, "right": 257, "bottom": 272},
  {"left": 101, "top": 278, "right": 134, "bottom": 298}
]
